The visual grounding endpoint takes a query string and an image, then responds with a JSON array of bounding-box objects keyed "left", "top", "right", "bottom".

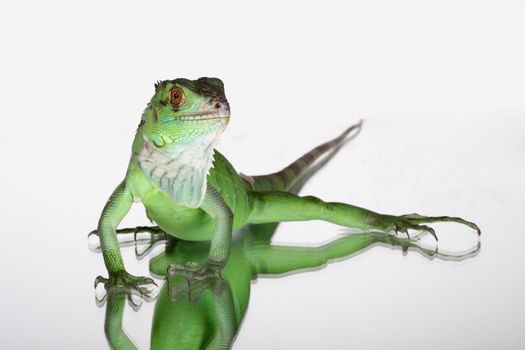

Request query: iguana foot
[
  {"left": 167, "top": 260, "right": 224, "bottom": 281},
  {"left": 167, "top": 270, "right": 225, "bottom": 303},
  {"left": 167, "top": 260, "right": 224, "bottom": 301},
  {"left": 377, "top": 213, "right": 480, "bottom": 241},
  {"left": 94, "top": 270, "right": 157, "bottom": 306}
]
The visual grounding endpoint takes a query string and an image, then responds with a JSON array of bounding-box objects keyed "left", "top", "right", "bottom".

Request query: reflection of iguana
[
  {"left": 102, "top": 215, "right": 478, "bottom": 349},
  {"left": 93, "top": 77, "right": 480, "bottom": 294}
]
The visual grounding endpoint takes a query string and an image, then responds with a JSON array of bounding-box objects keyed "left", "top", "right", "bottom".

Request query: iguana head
[
  {"left": 140, "top": 77, "right": 230, "bottom": 150},
  {"left": 134, "top": 77, "right": 230, "bottom": 208}
]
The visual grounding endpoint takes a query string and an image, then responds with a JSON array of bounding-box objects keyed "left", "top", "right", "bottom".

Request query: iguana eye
[{"left": 170, "top": 87, "right": 184, "bottom": 105}]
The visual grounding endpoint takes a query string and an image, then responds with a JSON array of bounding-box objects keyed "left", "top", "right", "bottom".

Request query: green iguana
[{"left": 93, "top": 77, "right": 480, "bottom": 293}]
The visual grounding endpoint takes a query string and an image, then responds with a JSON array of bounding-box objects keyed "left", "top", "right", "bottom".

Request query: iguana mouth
[
  {"left": 160, "top": 111, "right": 230, "bottom": 123},
  {"left": 179, "top": 113, "right": 230, "bottom": 121}
]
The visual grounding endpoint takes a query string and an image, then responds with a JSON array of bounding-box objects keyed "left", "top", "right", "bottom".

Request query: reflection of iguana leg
[
  {"left": 91, "top": 226, "right": 168, "bottom": 257},
  {"left": 118, "top": 226, "right": 167, "bottom": 257},
  {"left": 247, "top": 232, "right": 379, "bottom": 275},
  {"left": 247, "top": 232, "right": 478, "bottom": 276},
  {"left": 205, "top": 282, "right": 237, "bottom": 350},
  {"left": 104, "top": 290, "right": 138, "bottom": 350},
  {"left": 248, "top": 191, "right": 480, "bottom": 241}
]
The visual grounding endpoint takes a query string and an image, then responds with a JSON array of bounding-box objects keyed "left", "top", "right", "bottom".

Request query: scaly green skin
[{"left": 93, "top": 77, "right": 480, "bottom": 295}]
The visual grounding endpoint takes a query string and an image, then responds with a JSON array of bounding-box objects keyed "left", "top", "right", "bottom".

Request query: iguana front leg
[
  {"left": 94, "top": 181, "right": 156, "bottom": 295},
  {"left": 167, "top": 184, "right": 233, "bottom": 283},
  {"left": 248, "top": 191, "right": 480, "bottom": 238}
]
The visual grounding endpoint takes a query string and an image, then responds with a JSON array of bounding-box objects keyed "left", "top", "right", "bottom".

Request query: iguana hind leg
[{"left": 247, "top": 191, "right": 480, "bottom": 239}]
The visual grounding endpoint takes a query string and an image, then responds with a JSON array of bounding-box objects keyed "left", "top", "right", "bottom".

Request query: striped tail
[{"left": 247, "top": 120, "right": 363, "bottom": 192}]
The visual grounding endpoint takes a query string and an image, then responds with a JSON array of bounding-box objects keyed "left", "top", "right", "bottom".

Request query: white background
[{"left": 1, "top": 0, "right": 524, "bottom": 349}]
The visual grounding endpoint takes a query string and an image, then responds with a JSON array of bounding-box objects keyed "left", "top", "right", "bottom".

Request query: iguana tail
[{"left": 247, "top": 121, "right": 363, "bottom": 192}]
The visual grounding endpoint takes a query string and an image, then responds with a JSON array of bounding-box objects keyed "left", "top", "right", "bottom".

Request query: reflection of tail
[{"left": 249, "top": 120, "right": 363, "bottom": 192}]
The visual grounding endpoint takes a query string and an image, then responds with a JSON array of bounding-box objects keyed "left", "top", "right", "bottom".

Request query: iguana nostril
[{"left": 215, "top": 103, "right": 221, "bottom": 109}]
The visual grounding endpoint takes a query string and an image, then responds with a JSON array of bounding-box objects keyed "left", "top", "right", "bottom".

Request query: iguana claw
[
  {"left": 399, "top": 214, "right": 481, "bottom": 236},
  {"left": 379, "top": 213, "right": 479, "bottom": 242},
  {"left": 94, "top": 270, "right": 157, "bottom": 306}
]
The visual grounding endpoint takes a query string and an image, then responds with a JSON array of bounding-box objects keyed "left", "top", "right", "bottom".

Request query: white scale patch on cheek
[{"left": 137, "top": 124, "right": 225, "bottom": 208}]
